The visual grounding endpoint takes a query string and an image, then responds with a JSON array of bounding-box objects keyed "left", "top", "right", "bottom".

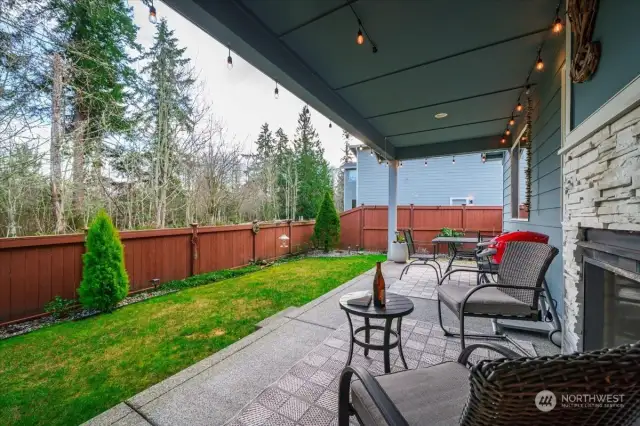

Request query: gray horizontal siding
[
  {"left": 356, "top": 150, "right": 503, "bottom": 206},
  {"left": 503, "top": 47, "right": 564, "bottom": 319}
]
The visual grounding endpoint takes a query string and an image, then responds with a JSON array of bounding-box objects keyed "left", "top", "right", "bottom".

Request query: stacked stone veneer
[{"left": 562, "top": 104, "right": 640, "bottom": 353}]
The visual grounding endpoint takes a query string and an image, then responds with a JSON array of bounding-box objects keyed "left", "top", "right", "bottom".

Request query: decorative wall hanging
[
  {"left": 568, "top": 0, "right": 600, "bottom": 83},
  {"left": 524, "top": 94, "right": 533, "bottom": 212}
]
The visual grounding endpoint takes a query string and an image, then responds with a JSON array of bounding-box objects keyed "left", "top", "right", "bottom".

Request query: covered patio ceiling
[{"left": 163, "top": 0, "right": 563, "bottom": 160}]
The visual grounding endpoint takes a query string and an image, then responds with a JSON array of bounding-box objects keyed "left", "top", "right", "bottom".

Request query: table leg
[
  {"left": 396, "top": 317, "right": 408, "bottom": 370},
  {"left": 383, "top": 318, "right": 392, "bottom": 373},
  {"left": 364, "top": 318, "right": 370, "bottom": 357},
  {"left": 446, "top": 243, "right": 457, "bottom": 279},
  {"left": 345, "top": 312, "right": 354, "bottom": 367}
]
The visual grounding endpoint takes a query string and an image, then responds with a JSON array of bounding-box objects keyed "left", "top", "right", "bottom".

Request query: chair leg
[
  {"left": 399, "top": 259, "right": 420, "bottom": 280},
  {"left": 338, "top": 370, "right": 354, "bottom": 426},
  {"left": 459, "top": 311, "right": 466, "bottom": 350},
  {"left": 437, "top": 299, "right": 453, "bottom": 337},
  {"left": 437, "top": 299, "right": 531, "bottom": 354}
]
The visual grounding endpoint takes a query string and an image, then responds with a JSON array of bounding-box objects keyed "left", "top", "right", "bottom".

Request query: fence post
[
  {"left": 360, "top": 204, "right": 365, "bottom": 250},
  {"left": 190, "top": 223, "right": 199, "bottom": 277},
  {"left": 409, "top": 203, "right": 414, "bottom": 231},
  {"left": 288, "top": 220, "right": 293, "bottom": 255},
  {"left": 461, "top": 204, "right": 466, "bottom": 231},
  {"left": 252, "top": 220, "right": 258, "bottom": 261}
]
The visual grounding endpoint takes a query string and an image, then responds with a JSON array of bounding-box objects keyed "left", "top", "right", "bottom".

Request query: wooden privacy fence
[
  {"left": 0, "top": 220, "right": 315, "bottom": 325},
  {"left": 340, "top": 205, "right": 503, "bottom": 251}
]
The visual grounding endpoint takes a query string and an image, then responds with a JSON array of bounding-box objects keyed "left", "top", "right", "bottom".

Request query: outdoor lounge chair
[
  {"left": 437, "top": 241, "right": 558, "bottom": 351},
  {"left": 338, "top": 341, "right": 640, "bottom": 426},
  {"left": 399, "top": 229, "right": 442, "bottom": 281}
]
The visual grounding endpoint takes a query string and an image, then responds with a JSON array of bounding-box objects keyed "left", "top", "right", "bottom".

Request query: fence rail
[
  {"left": 0, "top": 220, "right": 315, "bottom": 325},
  {"left": 0, "top": 205, "right": 502, "bottom": 325},
  {"left": 340, "top": 204, "right": 503, "bottom": 251}
]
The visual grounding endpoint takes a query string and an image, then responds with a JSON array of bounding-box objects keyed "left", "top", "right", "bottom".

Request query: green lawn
[{"left": 0, "top": 255, "right": 384, "bottom": 426}]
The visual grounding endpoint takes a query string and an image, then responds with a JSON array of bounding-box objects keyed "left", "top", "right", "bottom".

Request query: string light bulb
[
  {"left": 505, "top": 129, "right": 511, "bottom": 136},
  {"left": 148, "top": 4, "right": 157, "bottom": 24},
  {"left": 509, "top": 117, "right": 515, "bottom": 126},
  {"left": 481, "top": 154, "right": 486, "bottom": 163},
  {"left": 553, "top": 17, "right": 563, "bottom": 33},
  {"left": 535, "top": 56, "right": 544, "bottom": 71},
  {"left": 452, "top": 156, "right": 456, "bottom": 165},
  {"left": 227, "top": 46, "right": 233, "bottom": 70},
  {"left": 356, "top": 28, "right": 364, "bottom": 45},
  {"left": 516, "top": 102, "right": 523, "bottom": 112},
  {"left": 329, "top": 122, "right": 333, "bottom": 128},
  {"left": 501, "top": 137, "right": 506, "bottom": 144},
  {"left": 370, "top": 149, "right": 374, "bottom": 157},
  {"left": 399, "top": 161, "right": 403, "bottom": 168},
  {"left": 274, "top": 82, "right": 279, "bottom": 99},
  {"left": 424, "top": 158, "right": 428, "bottom": 167}
]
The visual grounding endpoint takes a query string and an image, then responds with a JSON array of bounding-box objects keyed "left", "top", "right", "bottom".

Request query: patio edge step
[{"left": 255, "top": 306, "right": 300, "bottom": 329}]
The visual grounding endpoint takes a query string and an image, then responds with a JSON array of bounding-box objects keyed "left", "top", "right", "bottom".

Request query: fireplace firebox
[{"left": 577, "top": 229, "right": 640, "bottom": 351}]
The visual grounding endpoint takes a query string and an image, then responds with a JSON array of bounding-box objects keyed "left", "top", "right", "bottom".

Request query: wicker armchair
[
  {"left": 437, "top": 241, "right": 559, "bottom": 351},
  {"left": 399, "top": 229, "right": 442, "bottom": 281},
  {"left": 338, "top": 341, "right": 640, "bottom": 426}
]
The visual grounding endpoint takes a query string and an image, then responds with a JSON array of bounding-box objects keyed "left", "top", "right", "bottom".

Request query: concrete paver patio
[{"left": 85, "top": 260, "right": 560, "bottom": 426}]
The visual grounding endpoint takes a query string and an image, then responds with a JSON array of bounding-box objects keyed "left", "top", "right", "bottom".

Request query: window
[
  {"left": 510, "top": 136, "right": 529, "bottom": 220},
  {"left": 351, "top": 199, "right": 357, "bottom": 209},
  {"left": 347, "top": 170, "right": 357, "bottom": 182},
  {"left": 450, "top": 197, "right": 474, "bottom": 206}
]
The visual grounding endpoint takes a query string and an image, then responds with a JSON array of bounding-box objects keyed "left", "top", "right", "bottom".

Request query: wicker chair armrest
[
  {"left": 457, "top": 343, "right": 521, "bottom": 365},
  {"left": 476, "top": 248, "right": 497, "bottom": 258},
  {"left": 437, "top": 268, "right": 484, "bottom": 285},
  {"left": 338, "top": 366, "right": 409, "bottom": 426}
]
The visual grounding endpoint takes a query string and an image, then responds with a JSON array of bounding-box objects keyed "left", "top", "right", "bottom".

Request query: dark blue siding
[{"left": 503, "top": 48, "right": 564, "bottom": 318}]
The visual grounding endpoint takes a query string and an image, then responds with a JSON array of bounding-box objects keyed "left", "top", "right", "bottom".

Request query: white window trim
[
  {"left": 450, "top": 197, "right": 473, "bottom": 206},
  {"left": 510, "top": 126, "right": 529, "bottom": 220}
]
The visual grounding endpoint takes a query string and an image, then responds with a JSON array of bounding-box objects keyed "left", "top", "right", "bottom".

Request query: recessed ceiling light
[{"left": 434, "top": 112, "right": 448, "bottom": 119}]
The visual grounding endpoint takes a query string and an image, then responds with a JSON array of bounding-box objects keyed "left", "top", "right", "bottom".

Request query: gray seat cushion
[
  {"left": 351, "top": 362, "right": 468, "bottom": 426},
  {"left": 438, "top": 284, "right": 535, "bottom": 316}
]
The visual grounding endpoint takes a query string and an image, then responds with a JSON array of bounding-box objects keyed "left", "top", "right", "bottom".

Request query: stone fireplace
[{"left": 562, "top": 104, "right": 640, "bottom": 353}]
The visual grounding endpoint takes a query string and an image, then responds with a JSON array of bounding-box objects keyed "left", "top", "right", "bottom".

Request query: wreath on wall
[{"left": 568, "top": 0, "right": 600, "bottom": 83}]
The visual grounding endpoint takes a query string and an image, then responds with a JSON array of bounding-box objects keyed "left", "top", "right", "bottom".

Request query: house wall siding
[
  {"left": 355, "top": 150, "right": 503, "bottom": 206},
  {"left": 503, "top": 50, "right": 565, "bottom": 319},
  {"left": 571, "top": 0, "right": 640, "bottom": 128},
  {"left": 343, "top": 169, "right": 357, "bottom": 211}
]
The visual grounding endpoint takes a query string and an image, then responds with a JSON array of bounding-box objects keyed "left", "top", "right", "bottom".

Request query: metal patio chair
[
  {"left": 437, "top": 241, "right": 559, "bottom": 351},
  {"left": 338, "top": 341, "right": 640, "bottom": 426},
  {"left": 398, "top": 229, "right": 442, "bottom": 281}
]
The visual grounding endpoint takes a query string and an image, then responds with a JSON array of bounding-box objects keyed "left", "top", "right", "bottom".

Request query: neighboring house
[{"left": 343, "top": 147, "right": 506, "bottom": 210}]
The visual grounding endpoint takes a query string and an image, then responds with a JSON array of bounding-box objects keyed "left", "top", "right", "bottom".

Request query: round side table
[{"left": 338, "top": 292, "right": 414, "bottom": 374}]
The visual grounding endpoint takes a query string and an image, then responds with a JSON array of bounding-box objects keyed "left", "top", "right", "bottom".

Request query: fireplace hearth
[{"left": 578, "top": 229, "right": 640, "bottom": 351}]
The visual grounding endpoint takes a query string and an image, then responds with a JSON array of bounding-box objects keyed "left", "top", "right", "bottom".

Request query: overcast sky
[{"left": 130, "top": 0, "right": 352, "bottom": 167}]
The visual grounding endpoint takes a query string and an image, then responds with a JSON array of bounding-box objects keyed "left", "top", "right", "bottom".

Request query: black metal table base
[{"left": 344, "top": 315, "right": 408, "bottom": 374}]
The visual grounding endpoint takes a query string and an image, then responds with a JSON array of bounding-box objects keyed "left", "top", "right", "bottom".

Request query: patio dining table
[{"left": 431, "top": 236, "right": 480, "bottom": 277}]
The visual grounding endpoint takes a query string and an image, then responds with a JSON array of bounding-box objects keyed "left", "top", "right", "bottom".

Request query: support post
[
  {"left": 387, "top": 161, "right": 398, "bottom": 257},
  {"left": 288, "top": 220, "right": 293, "bottom": 255}
]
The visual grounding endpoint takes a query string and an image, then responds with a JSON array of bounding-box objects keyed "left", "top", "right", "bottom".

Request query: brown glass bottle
[{"left": 373, "top": 262, "right": 386, "bottom": 308}]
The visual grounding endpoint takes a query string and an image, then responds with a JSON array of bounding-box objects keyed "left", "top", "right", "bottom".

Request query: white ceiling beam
[{"left": 395, "top": 135, "right": 509, "bottom": 160}]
